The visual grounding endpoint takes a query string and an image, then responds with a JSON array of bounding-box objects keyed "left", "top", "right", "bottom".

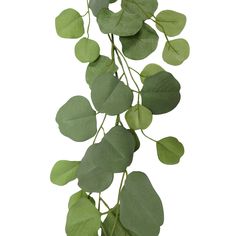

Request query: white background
[{"left": 0, "top": 0, "right": 236, "bottom": 235}]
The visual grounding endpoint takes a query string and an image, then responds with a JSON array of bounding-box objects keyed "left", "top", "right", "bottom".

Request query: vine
[{"left": 50, "top": 0, "right": 190, "bottom": 235}]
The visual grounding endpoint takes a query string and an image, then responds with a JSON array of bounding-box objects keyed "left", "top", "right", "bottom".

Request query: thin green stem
[
  {"left": 141, "top": 130, "right": 157, "bottom": 142},
  {"left": 111, "top": 172, "right": 126, "bottom": 236},
  {"left": 93, "top": 114, "right": 107, "bottom": 144},
  {"left": 111, "top": 34, "right": 115, "bottom": 61},
  {"left": 98, "top": 193, "right": 101, "bottom": 211},
  {"left": 100, "top": 197, "right": 110, "bottom": 210},
  {"left": 101, "top": 224, "right": 108, "bottom": 236},
  {"left": 86, "top": 0, "right": 91, "bottom": 38}
]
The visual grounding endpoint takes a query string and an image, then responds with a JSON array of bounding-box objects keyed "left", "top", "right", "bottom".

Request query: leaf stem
[
  {"left": 86, "top": 0, "right": 91, "bottom": 38},
  {"left": 111, "top": 172, "right": 126, "bottom": 236},
  {"left": 101, "top": 224, "right": 108, "bottom": 236},
  {"left": 141, "top": 129, "right": 157, "bottom": 142},
  {"left": 100, "top": 197, "right": 111, "bottom": 210},
  {"left": 93, "top": 114, "right": 107, "bottom": 144}
]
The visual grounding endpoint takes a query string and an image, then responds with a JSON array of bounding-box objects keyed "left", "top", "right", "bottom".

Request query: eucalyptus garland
[{"left": 50, "top": 0, "right": 190, "bottom": 235}]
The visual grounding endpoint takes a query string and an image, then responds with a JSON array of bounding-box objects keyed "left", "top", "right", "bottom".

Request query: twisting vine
[{"left": 50, "top": 0, "right": 190, "bottom": 235}]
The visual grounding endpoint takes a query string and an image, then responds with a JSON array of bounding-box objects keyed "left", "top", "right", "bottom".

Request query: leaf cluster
[{"left": 51, "top": 0, "right": 189, "bottom": 235}]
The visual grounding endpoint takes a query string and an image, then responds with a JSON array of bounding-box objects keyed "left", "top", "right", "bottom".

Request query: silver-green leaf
[{"left": 56, "top": 96, "right": 97, "bottom": 142}]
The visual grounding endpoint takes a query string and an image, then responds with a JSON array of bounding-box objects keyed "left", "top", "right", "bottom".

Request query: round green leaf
[
  {"left": 163, "top": 38, "right": 190, "bottom": 66},
  {"left": 91, "top": 73, "right": 133, "bottom": 115},
  {"left": 75, "top": 38, "right": 100, "bottom": 63},
  {"left": 156, "top": 10, "right": 187, "bottom": 37},
  {"left": 96, "top": 126, "right": 135, "bottom": 173},
  {"left": 120, "top": 23, "right": 159, "bottom": 60},
  {"left": 56, "top": 96, "right": 97, "bottom": 142},
  {"left": 89, "top": 0, "right": 110, "bottom": 16},
  {"left": 141, "top": 71, "right": 181, "bottom": 114},
  {"left": 66, "top": 198, "right": 101, "bottom": 236},
  {"left": 50, "top": 160, "right": 80, "bottom": 186},
  {"left": 68, "top": 191, "right": 95, "bottom": 208},
  {"left": 140, "top": 64, "right": 164, "bottom": 83},
  {"left": 86, "top": 55, "right": 118, "bottom": 87},
  {"left": 55, "top": 8, "right": 84, "bottom": 39},
  {"left": 156, "top": 137, "right": 184, "bottom": 165},
  {"left": 97, "top": 9, "right": 143, "bottom": 36},
  {"left": 78, "top": 144, "right": 114, "bottom": 192},
  {"left": 120, "top": 172, "right": 164, "bottom": 236},
  {"left": 125, "top": 105, "right": 152, "bottom": 130},
  {"left": 122, "top": 0, "right": 158, "bottom": 20},
  {"left": 128, "top": 129, "right": 140, "bottom": 152}
]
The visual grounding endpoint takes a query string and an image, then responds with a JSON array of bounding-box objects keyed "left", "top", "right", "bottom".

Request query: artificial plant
[{"left": 50, "top": 0, "right": 190, "bottom": 235}]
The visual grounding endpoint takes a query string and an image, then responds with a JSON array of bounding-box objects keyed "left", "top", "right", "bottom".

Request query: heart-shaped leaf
[
  {"left": 75, "top": 38, "right": 100, "bottom": 63},
  {"left": 120, "top": 172, "right": 164, "bottom": 236},
  {"left": 125, "top": 105, "right": 153, "bottom": 130},
  {"left": 91, "top": 73, "right": 133, "bottom": 115},
  {"left": 78, "top": 144, "right": 114, "bottom": 192},
  {"left": 86, "top": 55, "right": 118, "bottom": 87},
  {"left": 163, "top": 38, "right": 190, "bottom": 65},
  {"left": 68, "top": 191, "right": 95, "bottom": 208},
  {"left": 140, "top": 64, "right": 164, "bottom": 83},
  {"left": 141, "top": 71, "right": 181, "bottom": 114},
  {"left": 156, "top": 10, "right": 187, "bottom": 37},
  {"left": 97, "top": 9, "right": 143, "bottom": 36},
  {"left": 120, "top": 23, "right": 159, "bottom": 60},
  {"left": 156, "top": 137, "right": 184, "bottom": 164},
  {"left": 66, "top": 198, "right": 101, "bottom": 236},
  {"left": 56, "top": 96, "right": 97, "bottom": 142},
  {"left": 55, "top": 8, "right": 84, "bottom": 38},
  {"left": 50, "top": 160, "right": 80, "bottom": 186},
  {"left": 121, "top": 0, "right": 158, "bottom": 20}
]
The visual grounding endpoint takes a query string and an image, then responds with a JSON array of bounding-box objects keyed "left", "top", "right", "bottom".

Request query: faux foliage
[{"left": 51, "top": 0, "right": 190, "bottom": 235}]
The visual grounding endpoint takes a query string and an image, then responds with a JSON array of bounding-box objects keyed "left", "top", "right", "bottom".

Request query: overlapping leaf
[
  {"left": 86, "top": 55, "right": 118, "bottom": 87},
  {"left": 97, "top": 9, "right": 143, "bottom": 36},
  {"left": 120, "top": 172, "right": 164, "bottom": 236},
  {"left": 56, "top": 96, "right": 97, "bottom": 142},
  {"left": 121, "top": 0, "right": 158, "bottom": 20},
  {"left": 66, "top": 198, "right": 101, "bottom": 236},
  {"left": 91, "top": 73, "right": 133, "bottom": 115},
  {"left": 77, "top": 144, "right": 114, "bottom": 192},
  {"left": 141, "top": 71, "right": 181, "bottom": 114},
  {"left": 125, "top": 105, "right": 153, "bottom": 130},
  {"left": 140, "top": 64, "right": 164, "bottom": 83},
  {"left": 68, "top": 191, "right": 95, "bottom": 208},
  {"left": 120, "top": 23, "right": 159, "bottom": 60},
  {"left": 89, "top": 0, "right": 110, "bottom": 16}
]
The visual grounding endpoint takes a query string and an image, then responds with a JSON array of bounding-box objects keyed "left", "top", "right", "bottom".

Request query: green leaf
[
  {"left": 89, "top": 0, "right": 110, "bottom": 16},
  {"left": 120, "top": 23, "right": 159, "bottom": 60},
  {"left": 97, "top": 9, "right": 143, "bottom": 36},
  {"left": 102, "top": 207, "right": 132, "bottom": 236},
  {"left": 110, "top": 0, "right": 117, "bottom": 3},
  {"left": 125, "top": 105, "right": 152, "bottom": 130},
  {"left": 122, "top": 0, "right": 158, "bottom": 20},
  {"left": 163, "top": 38, "right": 190, "bottom": 66},
  {"left": 69, "top": 191, "right": 95, "bottom": 208},
  {"left": 50, "top": 160, "right": 80, "bottom": 186},
  {"left": 75, "top": 38, "right": 100, "bottom": 63},
  {"left": 140, "top": 64, "right": 164, "bottom": 83},
  {"left": 78, "top": 144, "right": 114, "bottom": 192},
  {"left": 156, "top": 10, "right": 187, "bottom": 37},
  {"left": 91, "top": 73, "right": 133, "bottom": 115},
  {"left": 141, "top": 71, "right": 181, "bottom": 114},
  {"left": 120, "top": 172, "right": 164, "bottom": 236},
  {"left": 56, "top": 96, "right": 97, "bottom": 142},
  {"left": 156, "top": 137, "right": 184, "bottom": 165},
  {"left": 55, "top": 8, "right": 84, "bottom": 39},
  {"left": 66, "top": 198, "right": 101, "bottom": 236},
  {"left": 128, "top": 129, "right": 140, "bottom": 152},
  {"left": 86, "top": 55, "right": 118, "bottom": 87},
  {"left": 96, "top": 126, "right": 135, "bottom": 173}
]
